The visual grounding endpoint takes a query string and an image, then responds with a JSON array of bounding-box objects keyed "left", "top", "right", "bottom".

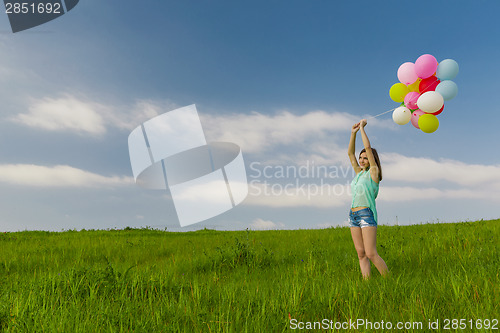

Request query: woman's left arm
[{"left": 359, "top": 119, "right": 379, "bottom": 183}]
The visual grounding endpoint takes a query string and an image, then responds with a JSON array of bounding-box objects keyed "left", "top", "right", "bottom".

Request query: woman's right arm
[{"left": 348, "top": 123, "right": 362, "bottom": 174}]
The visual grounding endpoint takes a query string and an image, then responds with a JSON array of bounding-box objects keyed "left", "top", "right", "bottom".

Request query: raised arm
[
  {"left": 348, "top": 123, "right": 362, "bottom": 174},
  {"left": 359, "top": 119, "right": 379, "bottom": 183}
]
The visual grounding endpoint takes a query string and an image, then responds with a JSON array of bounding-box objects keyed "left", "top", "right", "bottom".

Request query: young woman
[{"left": 347, "top": 119, "right": 388, "bottom": 279}]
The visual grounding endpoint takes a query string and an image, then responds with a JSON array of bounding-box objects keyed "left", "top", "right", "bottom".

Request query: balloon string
[{"left": 367, "top": 107, "right": 397, "bottom": 119}]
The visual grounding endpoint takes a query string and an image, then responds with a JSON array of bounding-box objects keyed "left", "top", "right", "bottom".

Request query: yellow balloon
[
  {"left": 418, "top": 114, "right": 439, "bottom": 133},
  {"left": 408, "top": 78, "right": 422, "bottom": 93},
  {"left": 389, "top": 83, "right": 410, "bottom": 103}
]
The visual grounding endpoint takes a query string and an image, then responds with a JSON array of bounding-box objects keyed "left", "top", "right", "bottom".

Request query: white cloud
[
  {"left": 245, "top": 182, "right": 351, "bottom": 208},
  {"left": 201, "top": 110, "right": 394, "bottom": 154},
  {"left": 378, "top": 186, "right": 493, "bottom": 202},
  {"left": 170, "top": 180, "right": 233, "bottom": 205},
  {"left": 11, "top": 96, "right": 179, "bottom": 135},
  {"left": 104, "top": 99, "right": 179, "bottom": 131},
  {"left": 249, "top": 218, "right": 285, "bottom": 230},
  {"left": 12, "top": 96, "right": 108, "bottom": 135},
  {"left": 0, "top": 164, "right": 133, "bottom": 188},
  {"left": 382, "top": 153, "right": 500, "bottom": 186}
]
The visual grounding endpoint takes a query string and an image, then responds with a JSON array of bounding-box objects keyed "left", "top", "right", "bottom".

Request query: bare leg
[
  {"left": 361, "top": 226, "right": 388, "bottom": 276},
  {"left": 350, "top": 227, "right": 371, "bottom": 279}
]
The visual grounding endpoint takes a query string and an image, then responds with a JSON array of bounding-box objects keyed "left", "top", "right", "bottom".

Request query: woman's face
[{"left": 359, "top": 152, "right": 369, "bottom": 169}]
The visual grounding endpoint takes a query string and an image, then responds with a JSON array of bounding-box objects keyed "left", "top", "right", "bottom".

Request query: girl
[{"left": 347, "top": 119, "right": 388, "bottom": 279}]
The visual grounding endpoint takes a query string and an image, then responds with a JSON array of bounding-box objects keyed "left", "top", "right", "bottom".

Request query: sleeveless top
[{"left": 351, "top": 169, "right": 379, "bottom": 222}]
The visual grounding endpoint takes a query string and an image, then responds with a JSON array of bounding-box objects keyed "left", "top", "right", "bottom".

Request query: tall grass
[{"left": 0, "top": 219, "right": 498, "bottom": 332}]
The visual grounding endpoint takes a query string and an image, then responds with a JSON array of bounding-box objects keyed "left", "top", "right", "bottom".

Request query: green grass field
[{"left": 0, "top": 219, "right": 498, "bottom": 332}]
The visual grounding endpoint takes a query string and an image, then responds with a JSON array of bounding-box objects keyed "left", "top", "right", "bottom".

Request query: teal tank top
[{"left": 351, "top": 169, "right": 379, "bottom": 222}]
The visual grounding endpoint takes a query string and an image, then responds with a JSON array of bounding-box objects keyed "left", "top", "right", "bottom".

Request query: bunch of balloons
[{"left": 389, "top": 54, "right": 459, "bottom": 133}]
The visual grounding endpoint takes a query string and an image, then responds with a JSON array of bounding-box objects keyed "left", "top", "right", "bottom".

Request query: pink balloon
[
  {"left": 415, "top": 54, "right": 438, "bottom": 79},
  {"left": 404, "top": 92, "right": 420, "bottom": 110},
  {"left": 411, "top": 109, "right": 426, "bottom": 129},
  {"left": 397, "top": 62, "right": 418, "bottom": 85}
]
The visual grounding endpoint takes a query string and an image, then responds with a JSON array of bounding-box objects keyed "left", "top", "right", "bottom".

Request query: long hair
[{"left": 359, "top": 148, "right": 382, "bottom": 181}]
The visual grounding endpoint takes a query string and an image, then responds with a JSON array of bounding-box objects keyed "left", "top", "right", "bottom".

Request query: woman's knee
[
  {"left": 366, "top": 251, "right": 379, "bottom": 261},
  {"left": 356, "top": 250, "right": 367, "bottom": 260}
]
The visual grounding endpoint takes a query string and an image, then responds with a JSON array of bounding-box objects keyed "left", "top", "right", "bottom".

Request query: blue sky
[{"left": 1, "top": 0, "right": 499, "bottom": 231}]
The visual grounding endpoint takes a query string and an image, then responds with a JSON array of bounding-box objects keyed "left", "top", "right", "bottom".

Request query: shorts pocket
[{"left": 358, "top": 213, "right": 373, "bottom": 219}]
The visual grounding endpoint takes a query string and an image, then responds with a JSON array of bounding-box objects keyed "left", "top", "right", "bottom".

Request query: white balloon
[
  {"left": 417, "top": 91, "right": 444, "bottom": 113},
  {"left": 392, "top": 106, "right": 412, "bottom": 125}
]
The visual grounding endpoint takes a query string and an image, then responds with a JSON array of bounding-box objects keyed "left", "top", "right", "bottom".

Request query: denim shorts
[{"left": 348, "top": 208, "right": 377, "bottom": 228}]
